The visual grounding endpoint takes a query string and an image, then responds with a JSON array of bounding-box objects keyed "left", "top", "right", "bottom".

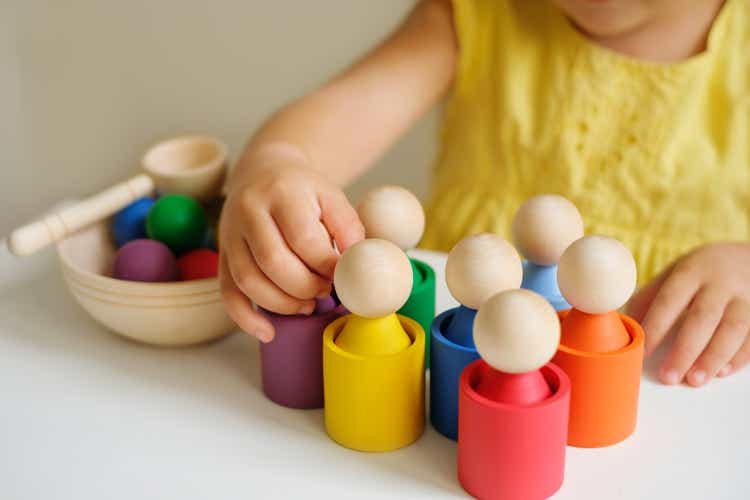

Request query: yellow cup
[{"left": 323, "top": 314, "right": 425, "bottom": 452}]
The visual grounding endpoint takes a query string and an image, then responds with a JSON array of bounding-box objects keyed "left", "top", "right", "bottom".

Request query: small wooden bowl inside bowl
[
  {"left": 57, "top": 221, "right": 235, "bottom": 346},
  {"left": 142, "top": 135, "right": 228, "bottom": 202}
]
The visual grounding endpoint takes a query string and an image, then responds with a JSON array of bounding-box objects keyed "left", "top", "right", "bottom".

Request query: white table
[{"left": 1, "top": 246, "right": 748, "bottom": 500}]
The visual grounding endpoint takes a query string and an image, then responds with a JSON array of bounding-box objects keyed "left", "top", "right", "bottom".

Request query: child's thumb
[{"left": 319, "top": 189, "right": 365, "bottom": 253}]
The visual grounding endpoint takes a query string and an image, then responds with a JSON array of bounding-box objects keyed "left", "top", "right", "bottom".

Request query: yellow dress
[{"left": 422, "top": 0, "right": 750, "bottom": 283}]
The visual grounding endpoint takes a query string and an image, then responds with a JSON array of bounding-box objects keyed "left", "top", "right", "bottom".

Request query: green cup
[{"left": 398, "top": 257, "right": 436, "bottom": 368}]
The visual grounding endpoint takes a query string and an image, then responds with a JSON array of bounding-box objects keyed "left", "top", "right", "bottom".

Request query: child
[{"left": 218, "top": 0, "right": 750, "bottom": 388}]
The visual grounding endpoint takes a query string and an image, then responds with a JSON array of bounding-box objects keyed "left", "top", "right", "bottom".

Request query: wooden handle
[{"left": 7, "top": 174, "right": 155, "bottom": 256}]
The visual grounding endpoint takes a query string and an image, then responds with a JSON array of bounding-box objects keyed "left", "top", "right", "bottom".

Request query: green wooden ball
[{"left": 146, "top": 194, "right": 207, "bottom": 254}]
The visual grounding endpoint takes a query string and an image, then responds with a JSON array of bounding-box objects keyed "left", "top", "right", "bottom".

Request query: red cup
[{"left": 458, "top": 360, "right": 571, "bottom": 500}]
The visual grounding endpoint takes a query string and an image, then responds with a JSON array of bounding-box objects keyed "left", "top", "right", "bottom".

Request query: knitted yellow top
[{"left": 421, "top": 0, "right": 750, "bottom": 283}]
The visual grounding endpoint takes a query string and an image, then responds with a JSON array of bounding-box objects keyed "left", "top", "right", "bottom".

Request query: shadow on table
[
  {"left": 359, "top": 428, "right": 466, "bottom": 497},
  {"left": 0, "top": 270, "right": 468, "bottom": 497},
  {"left": 0, "top": 270, "right": 326, "bottom": 439}
]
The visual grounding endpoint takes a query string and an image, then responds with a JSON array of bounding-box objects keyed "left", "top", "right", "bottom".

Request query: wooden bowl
[{"left": 56, "top": 220, "right": 235, "bottom": 346}]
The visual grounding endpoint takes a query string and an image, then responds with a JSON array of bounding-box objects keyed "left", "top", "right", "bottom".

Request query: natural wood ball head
[
  {"left": 557, "top": 235, "right": 637, "bottom": 314},
  {"left": 333, "top": 238, "right": 413, "bottom": 318},
  {"left": 474, "top": 289, "right": 561, "bottom": 374},
  {"left": 445, "top": 233, "right": 523, "bottom": 310},
  {"left": 512, "top": 194, "right": 584, "bottom": 265},
  {"left": 357, "top": 185, "right": 425, "bottom": 250}
]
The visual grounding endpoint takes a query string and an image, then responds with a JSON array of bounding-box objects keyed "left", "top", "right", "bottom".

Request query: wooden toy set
[
  {"left": 324, "top": 238, "right": 425, "bottom": 451},
  {"left": 430, "top": 233, "right": 522, "bottom": 439},
  {"left": 356, "top": 186, "right": 436, "bottom": 365},
  {"left": 458, "top": 289, "right": 570, "bottom": 500},
  {"left": 9, "top": 138, "right": 647, "bottom": 497},
  {"left": 513, "top": 195, "right": 583, "bottom": 311},
  {"left": 257, "top": 190, "right": 644, "bottom": 499},
  {"left": 112, "top": 192, "right": 219, "bottom": 283},
  {"left": 259, "top": 296, "right": 347, "bottom": 409},
  {"left": 257, "top": 185, "right": 435, "bottom": 411},
  {"left": 8, "top": 136, "right": 234, "bottom": 346},
  {"left": 554, "top": 236, "right": 644, "bottom": 447}
]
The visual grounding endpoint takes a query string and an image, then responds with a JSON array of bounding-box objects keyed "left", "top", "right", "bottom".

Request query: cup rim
[
  {"left": 142, "top": 135, "right": 228, "bottom": 179},
  {"left": 57, "top": 246, "right": 219, "bottom": 298}
]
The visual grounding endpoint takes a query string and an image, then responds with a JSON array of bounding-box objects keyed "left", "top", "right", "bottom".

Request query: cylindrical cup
[
  {"left": 323, "top": 314, "right": 425, "bottom": 452},
  {"left": 458, "top": 360, "right": 571, "bottom": 500},
  {"left": 398, "top": 258, "right": 436, "bottom": 367},
  {"left": 260, "top": 305, "right": 346, "bottom": 409},
  {"left": 429, "top": 308, "right": 479, "bottom": 440},
  {"left": 553, "top": 310, "right": 645, "bottom": 447}
]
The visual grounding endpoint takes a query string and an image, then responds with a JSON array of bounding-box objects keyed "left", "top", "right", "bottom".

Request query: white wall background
[{"left": 1, "top": 0, "right": 437, "bottom": 237}]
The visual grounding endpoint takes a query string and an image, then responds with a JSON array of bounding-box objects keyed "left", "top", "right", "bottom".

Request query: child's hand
[
  {"left": 215, "top": 0, "right": 455, "bottom": 342},
  {"left": 218, "top": 148, "right": 364, "bottom": 343},
  {"left": 628, "top": 243, "right": 750, "bottom": 386}
]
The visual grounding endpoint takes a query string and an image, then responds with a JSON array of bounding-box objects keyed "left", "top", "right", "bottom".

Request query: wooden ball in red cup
[{"left": 177, "top": 249, "right": 219, "bottom": 281}]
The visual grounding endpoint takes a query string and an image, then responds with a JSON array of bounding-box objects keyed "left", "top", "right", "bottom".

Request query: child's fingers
[
  {"left": 219, "top": 254, "right": 275, "bottom": 342},
  {"left": 659, "top": 286, "right": 727, "bottom": 385},
  {"left": 319, "top": 189, "right": 365, "bottom": 252},
  {"left": 271, "top": 198, "right": 338, "bottom": 279},
  {"left": 246, "top": 210, "right": 331, "bottom": 300},
  {"left": 724, "top": 326, "right": 750, "bottom": 376},
  {"left": 641, "top": 269, "right": 700, "bottom": 355},
  {"left": 626, "top": 264, "right": 674, "bottom": 323},
  {"left": 227, "top": 238, "right": 315, "bottom": 316},
  {"left": 685, "top": 298, "right": 750, "bottom": 386}
]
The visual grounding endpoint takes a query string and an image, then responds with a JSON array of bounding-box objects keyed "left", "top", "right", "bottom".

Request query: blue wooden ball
[{"left": 112, "top": 197, "right": 156, "bottom": 248}]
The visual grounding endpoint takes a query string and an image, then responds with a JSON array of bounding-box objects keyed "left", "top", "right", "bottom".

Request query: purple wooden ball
[{"left": 113, "top": 239, "right": 179, "bottom": 282}]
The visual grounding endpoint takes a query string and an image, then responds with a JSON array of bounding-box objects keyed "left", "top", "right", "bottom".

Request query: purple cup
[
  {"left": 260, "top": 299, "right": 347, "bottom": 409},
  {"left": 112, "top": 239, "right": 179, "bottom": 282}
]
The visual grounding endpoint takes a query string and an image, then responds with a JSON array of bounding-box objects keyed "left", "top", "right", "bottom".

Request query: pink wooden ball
[
  {"left": 112, "top": 239, "right": 179, "bottom": 282},
  {"left": 333, "top": 238, "right": 413, "bottom": 318},
  {"left": 557, "top": 235, "right": 637, "bottom": 314},
  {"left": 474, "top": 289, "right": 561, "bottom": 374},
  {"left": 445, "top": 234, "right": 523, "bottom": 310},
  {"left": 512, "top": 194, "right": 584, "bottom": 265}
]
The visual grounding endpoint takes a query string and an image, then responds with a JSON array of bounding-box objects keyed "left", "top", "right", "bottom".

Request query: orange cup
[{"left": 553, "top": 310, "right": 644, "bottom": 448}]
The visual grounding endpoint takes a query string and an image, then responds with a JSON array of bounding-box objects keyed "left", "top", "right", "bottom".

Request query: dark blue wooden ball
[{"left": 112, "top": 197, "right": 156, "bottom": 248}]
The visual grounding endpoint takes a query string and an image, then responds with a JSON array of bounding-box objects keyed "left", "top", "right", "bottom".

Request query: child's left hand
[{"left": 627, "top": 243, "right": 750, "bottom": 387}]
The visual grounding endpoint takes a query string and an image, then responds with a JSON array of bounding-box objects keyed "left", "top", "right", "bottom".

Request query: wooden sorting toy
[
  {"left": 8, "top": 135, "right": 227, "bottom": 257},
  {"left": 259, "top": 296, "right": 347, "bottom": 409},
  {"left": 357, "top": 185, "right": 436, "bottom": 366},
  {"left": 512, "top": 194, "right": 584, "bottom": 311},
  {"left": 177, "top": 249, "right": 219, "bottom": 281},
  {"left": 111, "top": 197, "right": 156, "bottom": 248},
  {"left": 146, "top": 194, "right": 207, "bottom": 255},
  {"left": 553, "top": 235, "right": 645, "bottom": 447},
  {"left": 7, "top": 135, "right": 234, "bottom": 346},
  {"left": 430, "top": 234, "right": 522, "bottom": 440},
  {"left": 323, "top": 239, "right": 425, "bottom": 452},
  {"left": 113, "top": 239, "right": 179, "bottom": 282},
  {"left": 56, "top": 220, "right": 234, "bottom": 346},
  {"left": 458, "top": 289, "right": 570, "bottom": 500}
]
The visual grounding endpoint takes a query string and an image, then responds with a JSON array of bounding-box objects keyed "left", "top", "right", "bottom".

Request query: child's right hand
[
  {"left": 217, "top": 0, "right": 456, "bottom": 342},
  {"left": 219, "top": 147, "right": 364, "bottom": 342}
]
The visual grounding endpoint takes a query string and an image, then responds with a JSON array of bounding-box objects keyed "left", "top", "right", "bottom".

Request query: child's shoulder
[{"left": 705, "top": 0, "right": 750, "bottom": 96}]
